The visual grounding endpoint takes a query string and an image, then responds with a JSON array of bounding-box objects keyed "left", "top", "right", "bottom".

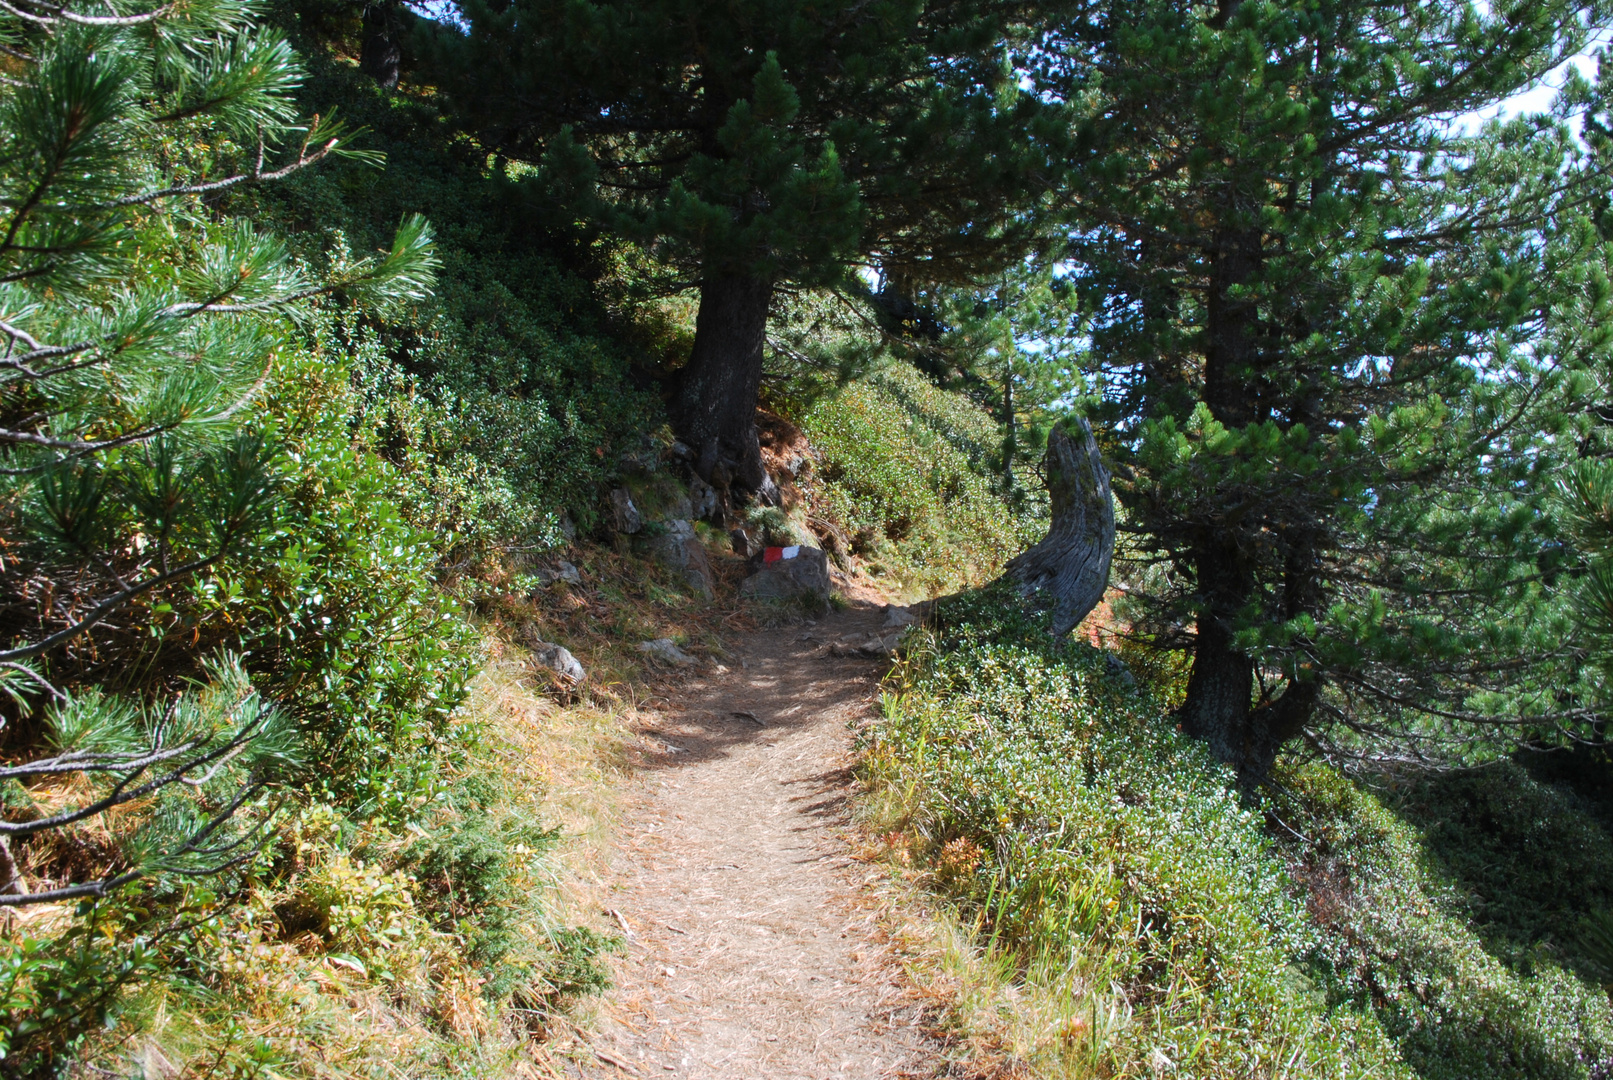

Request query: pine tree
[
  {"left": 425, "top": 0, "right": 1070, "bottom": 498},
  {"left": 1046, "top": 0, "right": 1609, "bottom": 780},
  {"left": 0, "top": 0, "right": 435, "bottom": 903}
]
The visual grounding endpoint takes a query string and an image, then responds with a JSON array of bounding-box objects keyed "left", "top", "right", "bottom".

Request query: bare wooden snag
[{"left": 1004, "top": 417, "right": 1115, "bottom": 636}]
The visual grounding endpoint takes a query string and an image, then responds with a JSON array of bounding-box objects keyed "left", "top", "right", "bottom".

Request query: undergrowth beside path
[{"left": 859, "top": 585, "right": 1613, "bottom": 1080}]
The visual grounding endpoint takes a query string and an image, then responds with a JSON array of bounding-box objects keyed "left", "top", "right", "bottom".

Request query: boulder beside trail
[
  {"left": 638, "top": 638, "right": 697, "bottom": 666},
  {"left": 644, "top": 520, "right": 715, "bottom": 600},
  {"left": 828, "top": 631, "right": 904, "bottom": 658},
  {"left": 740, "top": 546, "right": 832, "bottom": 608},
  {"left": 610, "top": 488, "right": 644, "bottom": 534},
  {"left": 881, "top": 601, "right": 932, "bottom": 630},
  {"left": 529, "top": 640, "right": 586, "bottom": 687}
]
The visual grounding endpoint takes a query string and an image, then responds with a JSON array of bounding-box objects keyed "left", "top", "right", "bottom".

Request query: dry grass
[
  {"left": 853, "top": 748, "right": 1140, "bottom": 1080},
  {"left": 47, "top": 542, "right": 752, "bottom": 1079}
]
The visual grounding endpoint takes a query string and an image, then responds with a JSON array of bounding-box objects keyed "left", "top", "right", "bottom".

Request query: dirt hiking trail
[{"left": 575, "top": 601, "right": 945, "bottom": 1080}]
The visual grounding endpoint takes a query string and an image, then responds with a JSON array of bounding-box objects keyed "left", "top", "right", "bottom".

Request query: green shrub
[
  {"left": 170, "top": 344, "right": 483, "bottom": 817},
  {"left": 868, "top": 585, "right": 1613, "bottom": 1079},
  {"left": 232, "top": 45, "right": 659, "bottom": 540},
  {"left": 1380, "top": 762, "right": 1613, "bottom": 976},
  {"left": 801, "top": 365, "right": 1039, "bottom": 596},
  {"left": 1277, "top": 766, "right": 1613, "bottom": 1080}
]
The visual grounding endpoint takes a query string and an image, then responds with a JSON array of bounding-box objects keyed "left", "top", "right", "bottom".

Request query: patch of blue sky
[{"left": 1446, "top": 30, "right": 1609, "bottom": 137}]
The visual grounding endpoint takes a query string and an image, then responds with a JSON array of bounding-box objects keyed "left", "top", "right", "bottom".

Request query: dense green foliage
[
  {"left": 802, "top": 363, "right": 1039, "bottom": 595},
  {"left": 867, "top": 589, "right": 1613, "bottom": 1078},
  {"left": 4, "top": 0, "right": 1613, "bottom": 1073},
  {"left": 0, "top": 0, "right": 623, "bottom": 1069},
  {"left": 232, "top": 30, "right": 661, "bottom": 543},
  {"left": 1044, "top": 0, "right": 1610, "bottom": 775}
]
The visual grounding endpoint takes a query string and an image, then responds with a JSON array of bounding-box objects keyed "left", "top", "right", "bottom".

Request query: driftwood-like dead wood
[{"left": 1004, "top": 418, "right": 1115, "bottom": 637}]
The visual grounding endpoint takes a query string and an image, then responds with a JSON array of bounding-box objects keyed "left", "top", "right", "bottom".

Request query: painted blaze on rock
[{"left": 741, "top": 545, "right": 832, "bottom": 606}]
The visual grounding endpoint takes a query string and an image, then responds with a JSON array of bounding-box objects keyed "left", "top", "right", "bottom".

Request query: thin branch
[
  {"left": 0, "top": 553, "right": 216, "bottom": 664},
  {"left": 110, "top": 139, "right": 340, "bottom": 207}
]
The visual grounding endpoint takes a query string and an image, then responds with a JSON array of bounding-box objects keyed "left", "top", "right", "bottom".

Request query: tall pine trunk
[
  {"left": 360, "top": 3, "right": 401, "bottom": 88},
  {"left": 675, "top": 270, "right": 775, "bottom": 499},
  {"left": 1178, "top": 225, "right": 1317, "bottom": 785}
]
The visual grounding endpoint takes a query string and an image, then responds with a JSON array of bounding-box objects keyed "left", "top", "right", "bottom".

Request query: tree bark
[
  {"left": 675, "top": 270, "right": 777, "bottom": 501},
  {"left": 1004, "top": 418, "right": 1115, "bottom": 636},
  {"left": 1177, "top": 224, "right": 1319, "bottom": 786},
  {"left": 360, "top": 3, "right": 401, "bottom": 89}
]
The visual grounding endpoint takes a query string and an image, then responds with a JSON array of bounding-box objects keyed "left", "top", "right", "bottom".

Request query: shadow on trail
[{"left": 629, "top": 600, "right": 889, "bottom": 770}]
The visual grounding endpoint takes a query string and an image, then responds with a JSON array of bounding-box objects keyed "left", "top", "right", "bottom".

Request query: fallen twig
[
  {"left": 605, "top": 907, "right": 637, "bottom": 940},
  {"left": 592, "top": 1048, "right": 640, "bottom": 1075}
]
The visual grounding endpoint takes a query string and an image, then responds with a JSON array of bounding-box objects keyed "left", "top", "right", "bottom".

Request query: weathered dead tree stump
[{"left": 1003, "top": 417, "right": 1115, "bottom": 636}]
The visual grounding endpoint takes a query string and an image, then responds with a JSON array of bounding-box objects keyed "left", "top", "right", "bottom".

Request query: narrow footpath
[{"left": 574, "top": 601, "right": 944, "bottom": 1079}]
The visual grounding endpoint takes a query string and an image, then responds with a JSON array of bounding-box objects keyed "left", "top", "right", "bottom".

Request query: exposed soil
[{"left": 574, "top": 599, "right": 944, "bottom": 1079}]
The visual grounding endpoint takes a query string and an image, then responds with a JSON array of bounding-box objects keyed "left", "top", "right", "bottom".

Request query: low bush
[
  {"left": 864, "top": 585, "right": 1613, "bottom": 1078},
  {"left": 799, "top": 364, "right": 1040, "bottom": 596},
  {"left": 1378, "top": 760, "right": 1613, "bottom": 979}
]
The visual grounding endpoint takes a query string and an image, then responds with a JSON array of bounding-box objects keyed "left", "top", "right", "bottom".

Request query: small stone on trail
[
  {"left": 827, "top": 632, "right": 903, "bottom": 659},
  {"left": 531, "top": 642, "right": 586, "bottom": 685},
  {"left": 638, "top": 638, "right": 696, "bottom": 666}
]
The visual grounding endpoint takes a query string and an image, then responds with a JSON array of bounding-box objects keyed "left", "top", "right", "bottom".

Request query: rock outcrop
[{"left": 645, "top": 519, "right": 715, "bottom": 599}]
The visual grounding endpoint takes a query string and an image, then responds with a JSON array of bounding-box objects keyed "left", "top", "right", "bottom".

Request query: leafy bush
[
  {"left": 800, "top": 364, "right": 1039, "bottom": 596},
  {"left": 232, "top": 41, "right": 660, "bottom": 543},
  {"left": 1380, "top": 762, "right": 1613, "bottom": 977},
  {"left": 866, "top": 585, "right": 1613, "bottom": 1078},
  {"left": 248, "top": 344, "right": 480, "bottom": 812}
]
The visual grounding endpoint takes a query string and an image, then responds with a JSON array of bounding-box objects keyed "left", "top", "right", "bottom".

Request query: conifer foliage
[
  {"left": 1050, "top": 0, "right": 1610, "bottom": 779},
  {"left": 0, "top": 0, "right": 435, "bottom": 904},
  {"left": 426, "top": 0, "right": 1071, "bottom": 499}
]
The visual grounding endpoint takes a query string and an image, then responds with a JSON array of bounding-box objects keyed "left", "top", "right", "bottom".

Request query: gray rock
[
  {"left": 730, "top": 528, "right": 759, "bottom": 558},
  {"left": 689, "top": 475, "right": 719, "bottom": 520},
  {"left": 645, "top": 522, "right": 716, "bottom": 599},
  {"left": 860, "top": 632, "right": 903, "bottom": 658},
  {"left": 558, "top": 514, "right": 577, "bottom": 541},
  {"left": 638, "top": 638, "right": 696, "bottom": 666},
  {"left": 645, "top": 520, "right": 714, "bottom": 599},
  {"left": 882, "top": 600, "right": 933, "bottom": 628},
  {"left": 882, "top": 604, "right": 920, "bottom": 629},
  {"left": 533, "top": 560, "right": 582, "bottom": 588},
  {"left": 1104, "top": 651, "right": 1138, "bottom": 688},
  {"left": 740, "top": 546, "right": 832, "bottom": 607},
  {"left": 530, "top": 641, "right": 586, "bottom": 686},
  {"left": 660, "top": 492, "right": 694, "bottom": 523},
  {"left": 829, "top": 631, "right": 904, "bottom": 658},
  {"left": 610, "top": 489, "right": 643, "bottom": 533}
]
